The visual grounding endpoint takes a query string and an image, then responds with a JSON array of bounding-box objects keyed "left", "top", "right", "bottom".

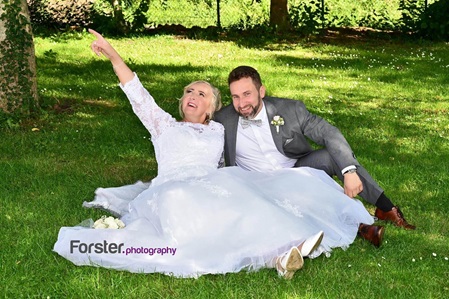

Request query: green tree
[{"left": 0, "top": 0, "right": 38, "bottom": 115}]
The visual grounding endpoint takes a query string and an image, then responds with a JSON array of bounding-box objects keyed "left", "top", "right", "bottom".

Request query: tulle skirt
[{"left": 53, "top": 167, "right": 373, "bottom": 277}]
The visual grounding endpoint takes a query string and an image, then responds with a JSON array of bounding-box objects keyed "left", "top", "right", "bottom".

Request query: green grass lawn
[{"left": 1, "top": 29, "right": 449, "bottom": 298}]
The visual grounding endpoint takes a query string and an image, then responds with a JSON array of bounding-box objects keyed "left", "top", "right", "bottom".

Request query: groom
[{"left": 215, "top": 65, "right": 415, "bottom": 232}]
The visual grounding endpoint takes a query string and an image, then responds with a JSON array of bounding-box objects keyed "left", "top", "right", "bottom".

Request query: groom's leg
[
  {"left": 294, "top": 149, "right": 383, "bottom": 205},
  {"left": 295, "top": 149, "right": 415, "bottom": 229}
]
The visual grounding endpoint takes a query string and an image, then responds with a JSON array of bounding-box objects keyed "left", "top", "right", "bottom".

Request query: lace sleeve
[{"left": 120, "top": 74, "right": 176, "bottom": 139}]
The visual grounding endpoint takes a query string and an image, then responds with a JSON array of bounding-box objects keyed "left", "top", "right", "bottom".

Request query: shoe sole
[
  {"left": 284, "top": 247, "right": 304, "bottom": 280},
  {"left": 301, "top": 231, "right": 324, "bottom": 257}
]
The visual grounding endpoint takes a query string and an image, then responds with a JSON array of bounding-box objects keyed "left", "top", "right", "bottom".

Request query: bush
[
  {"left": 399, "top": 0, "right": 425, "bottom": 31},
  {"left": 289, "top": 0, "right": 328, "bottom": 35},
  {"left": 91, "top": 0, "right": 150, "bottom": 34},
  {"left": 417, "top": 0, "right": 449, "bottom": 40},
  {"left": 27, "top": 0, "right": 95, "bottom": 30},
  {"left": 27, "top": 0, "right": 150, "bottom": 34},
  {"left": 47, "top": 0, "right": 95, "bottom": 28},
  {"left": 27, "top": 0, "right": 51, "bottom": 27},
  {"left": 288, "top": 0, "right": 402, "bottom": 32}
]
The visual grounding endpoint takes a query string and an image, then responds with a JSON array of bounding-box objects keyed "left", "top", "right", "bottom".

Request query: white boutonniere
[
  {"left": 93, "top": 215, "right": 125, "bottom": 229},
  {"left": 271, "top": 115, "right": 284, "bottom": 133}
]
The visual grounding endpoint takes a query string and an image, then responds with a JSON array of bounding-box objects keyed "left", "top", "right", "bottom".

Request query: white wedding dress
[{"left": 53, "top": 74, "right": 374, "bottom": 278}]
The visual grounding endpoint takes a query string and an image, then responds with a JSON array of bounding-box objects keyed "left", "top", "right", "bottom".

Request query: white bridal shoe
[
  {"left": 276, "top": 247, "right": 304, "bottom": 280},
  {"left": 299, "top": 231, "right": 324, "bottom": 257}
]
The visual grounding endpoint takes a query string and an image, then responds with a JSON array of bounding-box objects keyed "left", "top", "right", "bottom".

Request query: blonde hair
[{"left": 179, "top": 81, "right": 222, "bottom": 121}]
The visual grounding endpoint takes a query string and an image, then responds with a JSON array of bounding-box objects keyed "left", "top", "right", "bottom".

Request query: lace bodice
[{"left": 121, "top": 74, "right": 224, "bottom": 185}]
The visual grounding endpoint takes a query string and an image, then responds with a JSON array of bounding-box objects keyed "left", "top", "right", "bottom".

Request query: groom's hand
[{"left": 343, "top": 173, "right": 363, "bottom": 198}]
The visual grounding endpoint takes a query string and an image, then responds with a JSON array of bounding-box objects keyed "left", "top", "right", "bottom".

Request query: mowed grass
[{"left": 1, "top": 29, "right": 449, "bottom": 298}]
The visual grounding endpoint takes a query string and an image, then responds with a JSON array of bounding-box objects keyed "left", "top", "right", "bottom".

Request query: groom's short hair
[{"left": 228, "top": 66, "right": 263, "bottom": 89}]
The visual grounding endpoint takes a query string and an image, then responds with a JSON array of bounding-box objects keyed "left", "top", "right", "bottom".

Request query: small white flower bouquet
[
  {"left": 271, "top": 115, "right": 285, "bottom": 133},
  {"left": 93, "top": 215, "right": 125, "bottom": 229}
]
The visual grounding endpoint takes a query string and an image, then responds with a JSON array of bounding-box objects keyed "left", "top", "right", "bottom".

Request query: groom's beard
[{"left": 237, "top": 99, "right": 262, "bottom": 119}]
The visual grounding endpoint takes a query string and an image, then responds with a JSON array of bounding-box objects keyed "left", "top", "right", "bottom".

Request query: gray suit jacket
[{"left": 214, "top": 96, "right": 359, "bottom": 171}]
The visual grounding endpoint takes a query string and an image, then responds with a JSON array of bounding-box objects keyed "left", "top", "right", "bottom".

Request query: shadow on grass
[
  {"left": 138, "top": 24, "right": 431, "bottom": 50},
  {"left": 37, "top": 59, "right": 229, "bottom": 117}
]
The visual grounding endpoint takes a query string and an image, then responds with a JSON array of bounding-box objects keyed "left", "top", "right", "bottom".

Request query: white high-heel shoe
[
  {"left": 299, "top": 231, "right": 324, "bottom": 257},
  {"left": 275, "top": 246, "right": 304, "bottom": 280}
]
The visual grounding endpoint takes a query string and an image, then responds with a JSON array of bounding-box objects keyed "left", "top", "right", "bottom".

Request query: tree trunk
[
  {"left": 112, "top": 0, "right": 128, "bottom": 34},
  {"left": 0, "top": 3, "right": 7, "bottom": 111},
  {"left": 270, "top": 0, "right": 290, "bottom": 32},
  {"left": 0, "top": 0, "right": 39, "bottom": 114}
]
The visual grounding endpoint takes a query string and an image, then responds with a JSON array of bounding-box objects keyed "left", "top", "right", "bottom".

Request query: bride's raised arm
[
  {"left": 88, "top": 29, "right": 175, "bottom": 138},
  {"left": 89, "top": 29, "right": 134, "bottom": 85}
]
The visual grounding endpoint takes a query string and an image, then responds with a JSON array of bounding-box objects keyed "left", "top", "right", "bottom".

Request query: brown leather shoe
[
  {"left": 375, "top": 206, "right": 416, "bottom": 230},
  {"left": 358, "top": 224, "right": 385, "bottom": 248}
]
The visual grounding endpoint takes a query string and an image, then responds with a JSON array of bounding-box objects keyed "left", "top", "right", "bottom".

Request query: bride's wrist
[
  {"left": 112, "top": 60, "right": 128, "bottom": 75},
  {"left": 112, "top": 60, "right": 126, "bottom": 69}
]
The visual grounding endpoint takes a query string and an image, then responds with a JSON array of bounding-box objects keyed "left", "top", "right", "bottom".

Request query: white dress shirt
[{"left": 236, "top": 104, "right": 296, "bottom": 171}]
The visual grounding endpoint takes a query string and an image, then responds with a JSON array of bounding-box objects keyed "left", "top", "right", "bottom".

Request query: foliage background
[{"left": 25, "top": 0, "right": 437, "bottom": 33}]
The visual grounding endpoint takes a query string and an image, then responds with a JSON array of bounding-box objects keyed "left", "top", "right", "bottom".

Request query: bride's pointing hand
[
  {"left": 88, "top": 29, "right": 121, "bottom": 64},
  {"left": 88, "top": 28, "right": 134, "bottom": 85}
]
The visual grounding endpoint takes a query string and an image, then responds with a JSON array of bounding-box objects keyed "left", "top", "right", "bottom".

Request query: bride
[{"left": 53, "top": 30, "right": 380, "bottom": 279}]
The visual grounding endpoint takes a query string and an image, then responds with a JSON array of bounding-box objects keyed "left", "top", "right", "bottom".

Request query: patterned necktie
[{"left": 240, "top": 118, "right": 263, "bottom": 129}]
